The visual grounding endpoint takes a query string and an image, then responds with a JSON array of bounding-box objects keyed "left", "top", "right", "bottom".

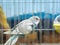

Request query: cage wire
[{"left": 0, "top": 0, "right": 60, "bottom": 45}]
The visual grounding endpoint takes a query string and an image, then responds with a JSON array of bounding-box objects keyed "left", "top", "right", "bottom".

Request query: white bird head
[
  {"left": 54, "top": 15, "right": 60, "bottom": 24},
  {"left": 29, "top": 16, "right": 40, "bottom": 25}
]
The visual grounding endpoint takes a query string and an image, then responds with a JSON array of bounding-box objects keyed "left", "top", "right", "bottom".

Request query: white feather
[{"left": 4, "top": 16, "right": 40, "bottom": 45}]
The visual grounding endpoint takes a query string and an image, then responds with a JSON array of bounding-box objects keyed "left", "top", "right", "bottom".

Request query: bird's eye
[
  {"left": 36, "top": 18, "right": 38, "bottom": 20},
  {"left": 57, "top": 17, "right": 60, "bottom": 22}
]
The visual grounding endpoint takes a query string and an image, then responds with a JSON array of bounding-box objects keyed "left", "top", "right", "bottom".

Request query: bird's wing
[
  {"left": 17, "top": 19, "right": 33, "bottom": 34},
  {"left": 4, "top": 19, "right": 33, "bottom": 34},
  {"left": 3, "top": 27, "right": 23, "bottom": 34},
  {"left": 19, "top": 19, "right": 33, "bottom": 25}
]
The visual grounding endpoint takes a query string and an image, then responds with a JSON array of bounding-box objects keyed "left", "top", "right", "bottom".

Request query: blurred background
[{"left": 0, "top": 0, "right": 60, "bottom": 45}]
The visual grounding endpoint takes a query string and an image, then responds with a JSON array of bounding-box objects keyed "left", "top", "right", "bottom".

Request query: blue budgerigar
[{"left": 4, "top": 16, "right": 40, "bottom": 45}]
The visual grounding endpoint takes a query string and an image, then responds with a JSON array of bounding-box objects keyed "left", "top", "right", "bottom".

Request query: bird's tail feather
[{"left": 4, "top": 35, "right": 19, "bottom": 45}]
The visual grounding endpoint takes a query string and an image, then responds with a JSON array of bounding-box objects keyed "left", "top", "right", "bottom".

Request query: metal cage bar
[{"left": 0, "top": 0, "right": 60, "bottom": 45}]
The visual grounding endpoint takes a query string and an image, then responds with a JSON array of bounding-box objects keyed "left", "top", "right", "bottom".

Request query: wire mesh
[{"left": 0, "top": 0, "right": 60, "bottom": 45}]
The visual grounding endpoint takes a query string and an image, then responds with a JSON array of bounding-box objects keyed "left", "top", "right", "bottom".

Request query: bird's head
[
  {"left": 29, "top": 16, "right": 40, "bottom": 26},
  {"left": 54, "top": 15, "right": 60, "bottom": 24}
]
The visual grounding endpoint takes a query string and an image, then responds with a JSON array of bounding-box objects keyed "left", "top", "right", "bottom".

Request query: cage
[{"left": 0, "top": 0, "right": 60, "bottom": 45}]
